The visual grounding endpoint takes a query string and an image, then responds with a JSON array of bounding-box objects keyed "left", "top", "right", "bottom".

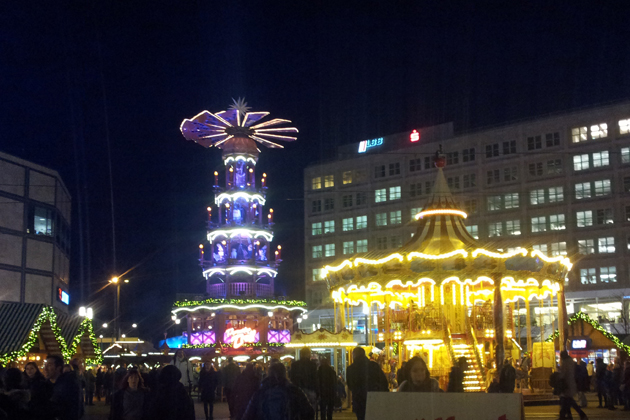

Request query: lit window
[
  {"left": 531, "top": 216, "right": 547, "bottom": 233},
  {"left": 488, "top": 222, "right": 503, "bottom": 237},
  {"left": 504, "top": 193, "right": 519, "bottom": 209},
  {"left": 548, "top": 187, "right": 563, "bottom": 203},
  {"left": 580, "top": 268, "right": 597, "bottom": 284},
  {"left": 324, "top": 244, "right": 335, "bottom": 257},
  {"left": 324, "top": 220, "right": 335, "bottom": 234},
  {"left": 487, "top": 195, "right": 502, "bottom": 211},
  {"left": 592, "top": 151, "right": 609, "bottom": 167},
  {"left": 312, "top": 222, "right": 322, "bottom": 235},
  {"left": 620, "top": 119, "right": 630, "bottom": 135},
  {"left": 33, "top": 207, "right": 54, "bottom": 236},
  {"left": 410, "top": 207, "right": 423, "bottom": 220},
  {"left": 343, "top": 241, "right": 354, "bottom": 255},
  {"left": 578, "top": 239, "right": 595, "bottom": 255},
  {"left": 622, "top": 147, "right": 630, "bottom": 164},
  {"left": 312, "top": 269, "right": 322, "bottom": 281},
  {"left": 550, "top": 242, "right": 567, "bottom": 256},
  {"left": 390, "top": 210, "right": 402, "bottom": 225},
  {"left": 572, "top": 126, "right": 588, "bottom": 143},
  {"left": 576, "top": 211, "right": 593, "bottom": 227},
  {"left": 530, "top": 189, "right": 545, "bottom": 205},
  {"left": 573, "top": 154, "right": 590, "bottom": 171},
  {"left": 376, "top": 213, "right": 388, "bottom": 226},
  {"left": 375, "top": 188, "right": 387, "bottom": 203},
  {"left": 342, "top": 218, "right": 354, "bottom": 232},
  {"left": 506, "top": 220, "right": 521, "bottom": 235},
  {"left": 574, "top": 182, "right": 592, "bottom": 200},
  {"left": 312, "top": 245, "right": 322, "bottom": 259},
  {"left": 356, "top": 216, "right": 367, "bottom": 229},
  {"left": 324, "top": 175, "right": 334, "bottom": 188},
  {"left": 342, "top": 171, "right": 352, "bottom": 184},
  {"left": 594, "top": 179, "right": 611, "bottom": 196},
  {"left": 312, "top": 177, "right": 322, "bottom": 190},
  {"left": 590, "top": 123, "right": 608, "bottom": 139},
  {"left": 599, "top": 266, "right": 616, "bottom": 283},
  {"left": 466, "top": 225, "right": 478, "bottom": 239},
  {"left": 389, "top": 186, "right": 401, "bottom": 200},
  {"left": 532, "top": 244, "right": 548, "bottom": 253},
  {"left": 356, "top": 239, "right": 368, "bottom": 253},
  {"left": 598, "top": 237, "right": 615, "bottom": 254},
  {"left": 549, "top": 214, "right": 565, "bottom": 231}
]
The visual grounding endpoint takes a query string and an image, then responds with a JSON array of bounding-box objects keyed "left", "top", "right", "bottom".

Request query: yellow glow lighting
[
  {"left": 354, "top": 254, "right": 404, "bottom": 266},
  {"left": 321, "top": 260, "right": 354, "bottom": 278},
  {"left": 530, "top": 250, "right": 573, "bottom": 270},
  {"left": 285, "top": 342, "right": 357, "bottom": 348},
  {"left": 407, "top": 249, "right": 468, "bottom": 261},
  {"left": 404, "top": 339, "right": 443, "bottom": 346},
  {"left": 415, "top": 209, "right": 467, "bottom": 220},
  {"left": 471, "top": 248, "right": 527, "bottom": 259}
]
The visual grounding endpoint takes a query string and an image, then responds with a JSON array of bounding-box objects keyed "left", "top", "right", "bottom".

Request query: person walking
[
  {"left": 85, "top": 367, "right": 96, "bottom": 406},
  {"left": 447, "top": 357, "right": 468, "bottom": 392},
  {"left": 233, "top": 363, "right": 261, "bottom": 420},
  {"left": 44, "top": 355, "right": 82, "bottom": 420},
  {"left": 109, "top": 369, "right": 150, "bottom": 420},
  {"left": 103, "top": 366, "right": 114, "bottom": 405},
  {"left": 346, "top": 347, "right": 389, "bottom": 420},
  {"left": 586, "top": 361, "right": 594, "bottom": 391},
  {"left": 289, "top": 348, "right": 318, "bottom": 411},
  {"left": 241, "top": 362, "right": 314, "bottom": 420},
  {"left": 171, "top": 351, "right": 193, "bottom": 395},
  {"left": 0, "top": 367, "right": 31, "bottom": 420},
  {"left": 499, "top": 359, "right": 516, "bottom": 393},
  {"left": 558, "top": 351, "right": 588, "bottom": 420},
  {"left": 198, "top": 363, "right": 219, "bottom": 420},
  {"left": 397, "top": 356, "right": 440, "bottom": 392},
  {"left": 317, "top": 358, "right": 337, "bottom": 420},
  {"left": 24, "top": 361, "right": 51, "bottom": 419},
  {"left": 595, "top": 358, "right": 608, "bottom": 408},
  {"left": 575, "top": 359, "right": 589, "bottom": 408},
  {"left": 622, "top": 360, "right": 630, "bottom": 411},
  {"left": 95, "top": 367, "right": 104, "bottom": 402},
  {"left": 221, "top": 357, "right": 241, "bottom": 419},
  {"left": 146, "top": 365, "right": 195, "bottom": 420}
]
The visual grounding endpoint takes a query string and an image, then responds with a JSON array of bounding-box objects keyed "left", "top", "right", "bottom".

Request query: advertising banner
[
  {"left": 366, "top": 392, "right": 523, "bottom": 420},
  {"left": 532, "top": 342, "right": 555, "bottom": 368}
]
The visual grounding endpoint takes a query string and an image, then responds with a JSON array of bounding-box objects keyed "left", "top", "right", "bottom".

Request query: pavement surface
[{"left": 83, "top": 394, "right": 630, "bottom": 419}]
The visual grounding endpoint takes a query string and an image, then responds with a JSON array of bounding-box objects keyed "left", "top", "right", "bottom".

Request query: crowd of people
[{"left": 2, "top": 347, "right": 629, "bottom": 420}]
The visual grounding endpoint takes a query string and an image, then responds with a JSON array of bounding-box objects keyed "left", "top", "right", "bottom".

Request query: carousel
[{"left": 322, "top": 150, "right": 573, "bottom": 391}]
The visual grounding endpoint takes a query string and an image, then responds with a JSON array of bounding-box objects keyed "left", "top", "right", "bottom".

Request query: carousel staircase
[{"left": 451, "top": 337, "right": 485, "bottom": 392}]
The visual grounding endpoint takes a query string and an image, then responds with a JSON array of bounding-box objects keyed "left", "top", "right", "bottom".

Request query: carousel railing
[
  {"left": 466, "top": 315, "right": 486, "bottom": 380},
  {"left": 443, "top": 313, "right": 456, "bottom": 367}
]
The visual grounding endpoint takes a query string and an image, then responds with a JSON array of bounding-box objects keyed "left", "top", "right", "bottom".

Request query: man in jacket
[
  {"left": 44, "top": 355, "right": 82, "bottom": 420},
  {"left": 558, "top": 351, "right": 587, "bottom": 420},
  {"left": 289, "top": 348, "right": 318, "bottom": 411},
  {"left": 317, "top": 358, "right": 337, "bottom": 420},
  {"left": 221, "top": 357, "right": 241, "bottom": 419},
  {"left": 346, "top": 347, "right": 389, "bottom": 420}
]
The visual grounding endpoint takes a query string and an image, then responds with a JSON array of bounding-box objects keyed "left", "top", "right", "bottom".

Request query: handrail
[
  {"left": 443, "top": 312, "right": 456, "bottom": 367},
  {"left": 466, "top": 316, "right": 486, "bottom": 381}
]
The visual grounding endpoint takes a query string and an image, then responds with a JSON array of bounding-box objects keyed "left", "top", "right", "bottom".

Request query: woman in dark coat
[
  {"left": 146, "top": 365, "right": 195, "bottom": 420},
  {"left": 23, "top": 362, "right": 51, "bottom": 419},
  {"left": 233, "top": 363, "right": 261, "bottom": 420},
  {"left": 109, "top": 369, "right": 150, "bottom": 420},
  {"left": 198, "top": 363, "right": 219, "bottom": 420}
]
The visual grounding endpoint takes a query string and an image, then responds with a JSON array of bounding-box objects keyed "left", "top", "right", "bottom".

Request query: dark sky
[{"left": 1, "top": 1, "right": 630, "bottom": 340}]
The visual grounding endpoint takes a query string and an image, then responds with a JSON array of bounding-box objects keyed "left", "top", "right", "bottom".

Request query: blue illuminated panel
[{"left": 358, "top": 137, "right": 384, "bottom": 153}]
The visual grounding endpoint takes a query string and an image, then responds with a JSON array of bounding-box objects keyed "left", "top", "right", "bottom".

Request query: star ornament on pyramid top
[{"left": 180, "top": 99, "right": 298, "bottom": 149}]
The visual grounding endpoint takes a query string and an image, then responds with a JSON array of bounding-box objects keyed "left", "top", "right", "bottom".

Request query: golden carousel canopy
[{"left": 323, "top": 152, "right": 572, "bottom": 310}]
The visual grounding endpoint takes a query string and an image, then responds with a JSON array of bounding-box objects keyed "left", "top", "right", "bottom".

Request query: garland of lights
[
  {"left": 181, "top": 342, "right": 285, "bottom": 349},
  {"left": 0, "top": 306, "right": 102, "bottom": 365},
  {"left": 174, "top": 298, "right": 306, "bottom": 308},
  {"left": 65, "top": 317, "right": 104, "bottom": 365},
  {"left": 545, "top": 312, "right": 630, "bottom": 355}
]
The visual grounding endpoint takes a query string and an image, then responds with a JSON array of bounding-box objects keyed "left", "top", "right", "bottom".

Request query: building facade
[
  {"left": 0, "top": 151, "right": 71, "bottom": 312},
  {"left": 304, "top": 102, "right": 630, "bottom": 329}
]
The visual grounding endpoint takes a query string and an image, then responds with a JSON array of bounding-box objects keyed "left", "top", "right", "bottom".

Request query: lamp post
[{"left": 109, "top": 277, "right": 120, "bottom": 340}]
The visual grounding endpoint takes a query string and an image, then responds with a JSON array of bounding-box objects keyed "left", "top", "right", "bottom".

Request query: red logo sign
[{"left": 410, "top": 130, "right": 420, "bottom": 142}]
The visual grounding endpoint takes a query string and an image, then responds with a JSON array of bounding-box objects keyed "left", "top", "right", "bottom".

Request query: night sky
[{"left": 1, "top": 1, "right": 630, "bottom": 340}]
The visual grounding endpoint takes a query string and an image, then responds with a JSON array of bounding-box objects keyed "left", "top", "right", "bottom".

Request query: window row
[
  {"left": 579, "top": 266, "right": 617, "bottom": 284},
  {"left": 312, "top": 239, "right": 368, "bottom": 259},
  {"left": 573, "top": 151, "right": 609, "bottom": 171},
  {"left": 528, "top": 159, "right": 563, "bottom": 177},
  {"left": 572, "top": 119, "right": 630, "bottom": 143}
]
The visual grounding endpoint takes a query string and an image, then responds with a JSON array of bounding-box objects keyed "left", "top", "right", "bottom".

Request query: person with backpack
[
  {"left": 242, "top": 362, "right": 314, "bottom": 420},
  {"left": 558, "top": 351, "right": 588, "bottom": 420},
  {"left": 346, "top": 347, "right": 389, "bottom": 420}
]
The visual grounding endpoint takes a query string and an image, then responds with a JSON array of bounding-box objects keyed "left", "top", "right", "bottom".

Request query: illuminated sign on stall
[
  {"left": 58, "top": 288, "right": 70, "bottom": 305},
  {"left": 410, "top": 130, "right": 420, "bottom": 142},
  {"left": 358, "top": 137, "right": 384, "bottom": 153},
  {"left": 223, "top": 327, "right": 259, "bottom": 348},
  {"left": 571, "top": 339, "right": 588, "bottom": 349}
]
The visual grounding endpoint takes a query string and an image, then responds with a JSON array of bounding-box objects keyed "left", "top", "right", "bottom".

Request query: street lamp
[
  {"left": 109, "top": 277, "right": 121, "bottom": 340},
  {"left": 102, "top": 323, "right": 108, "bottom": 329},
  {"left": 132, "top": 323, "right": 137, "bottom": 329}
]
